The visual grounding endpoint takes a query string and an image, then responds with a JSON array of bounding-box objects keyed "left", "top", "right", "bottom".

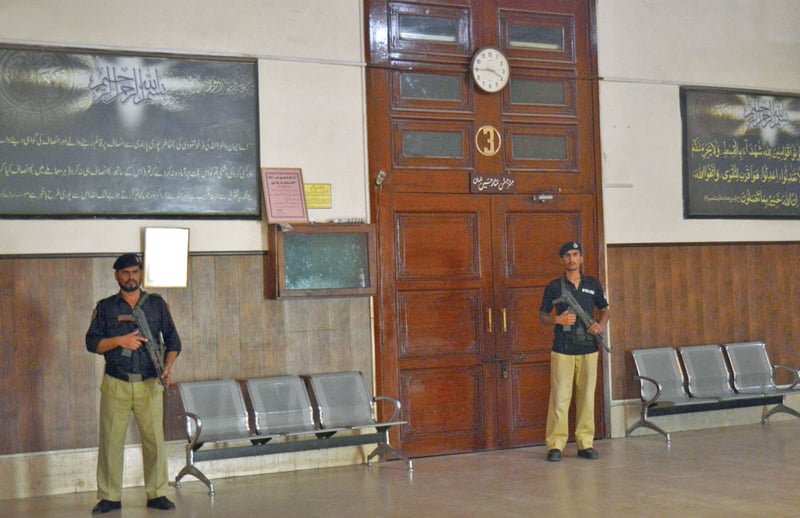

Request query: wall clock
[{"left": 470, "top": 47, "right": 509, "bottom": 93}]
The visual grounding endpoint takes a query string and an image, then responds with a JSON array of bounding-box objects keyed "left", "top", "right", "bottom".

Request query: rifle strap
[{"left": 134, "top": 291, "right": 149, "bottom": 310}]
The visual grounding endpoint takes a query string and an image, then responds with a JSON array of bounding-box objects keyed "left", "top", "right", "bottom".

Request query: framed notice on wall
[
  {"left": 0, "top": 45, "right": 260, "bottom": 218},
  {"left": 681, "top": 87, "right": 800, "bottom": 219},
  {"left": 261, "top": 168, "right": 309, "bottom": 223}
]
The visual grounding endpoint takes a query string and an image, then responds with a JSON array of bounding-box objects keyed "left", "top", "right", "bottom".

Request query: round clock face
[{"left": 470, "top": 47, "right": 510, "bottom": 93}]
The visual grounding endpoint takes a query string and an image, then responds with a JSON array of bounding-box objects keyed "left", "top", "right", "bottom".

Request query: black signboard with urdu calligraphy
[
  {"left": 681, "top": 87, "right": 800, "bottom": 219},
  {"left": 0, "top": 46, "right": 259, "bottom": 217}
]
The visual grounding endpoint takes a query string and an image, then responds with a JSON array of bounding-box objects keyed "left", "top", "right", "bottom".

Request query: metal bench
[
  {"left": 173, "top": 372, "right": 411, "bottom": 495},
  {"left": 626, "top": 344, "right": 800, "bottom": 443}
]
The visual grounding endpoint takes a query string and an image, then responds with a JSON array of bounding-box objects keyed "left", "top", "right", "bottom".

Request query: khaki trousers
[
  {"left": 545, "top": 351, "right": 598, "bottom": 451},
  {"left": 96, "top": 374, "right": 168, "bottom": 501}
]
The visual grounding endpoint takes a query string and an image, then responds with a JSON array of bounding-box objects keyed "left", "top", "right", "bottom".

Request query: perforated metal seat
[
  {"left": 631, "top": 347, "right": 697, "bottom": 405},
  {"left": 723, "top": 341, "right": 800, "bottom": 394},
  {"left": 306, "top": 371, "right": 402, "bottom": 429},
  {"left": 177, "top": 379, "right": 251, "bottom": 444},
  {"left": 245, "top": 375, "right": 317, "bottom": 437}
]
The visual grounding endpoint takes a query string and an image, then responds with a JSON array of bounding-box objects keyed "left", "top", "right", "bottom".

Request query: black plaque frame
[
  {"left": 0, "top": 45, "right": 260, "bottom": 218},
  {"left": 681, "top": 86, "right": 800, "bottom": 219}
]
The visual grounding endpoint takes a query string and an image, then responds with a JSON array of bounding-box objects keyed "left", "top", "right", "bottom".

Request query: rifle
[
  {"left": 131, "top": 307, "right": 168, "bottom": 389},
  {"left": 552, "top": 281, "right": 610, "bottom": 353}
]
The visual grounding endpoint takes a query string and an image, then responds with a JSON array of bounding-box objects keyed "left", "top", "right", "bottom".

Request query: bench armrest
[
  {"left": 179, "top": 412, "right": 203, "bottom": 448},
  {"left": 633, "top": 375, "right": 663, "bottom": 407},
  {"left": 773, "top": 365, "right": 800, "bottom": 389},
  {"left": 373, "top": 396, "right": 402, "bottom": 423}
]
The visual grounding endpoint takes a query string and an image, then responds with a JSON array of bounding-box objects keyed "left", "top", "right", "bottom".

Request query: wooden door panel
[
  {"left": 508, "top": 362, "right": 550, "bottom": 443},
  {"left": 399, "top": 366, "right": 488, "bottom": 455},
  {"left": 494, "top": 194, "right": 599, "bottom": 280},
  {"left": 506, "top": 286, "right": 550, "bottom": 361},
  {"left": 503, "top": 209, "right": 580, "bottom": 282},
  {"left": 395, "top": 212, "right": 482, "bottom": 280},
  {"left": 398, "top": 288, "right": 482, "bottom": 358}
]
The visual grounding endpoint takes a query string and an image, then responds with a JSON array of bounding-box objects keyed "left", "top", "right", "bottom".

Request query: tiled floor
[{"left": 3, "top": 422, "right": 799, "bottom": 517}]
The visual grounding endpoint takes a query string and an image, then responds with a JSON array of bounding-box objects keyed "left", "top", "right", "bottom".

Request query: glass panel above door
[
  {"left": 400, "top": 73, "right": 462, "bottom": 101},
  {"left": 512, "top": 135, "right": 567, "bottom": 161},
  {"left": 403, "top": 131, "right": 463, "bottom": 158},
  {"left": 398, "top": 14, "right": 459, "bottom": 43},
  {"left": 509, "top": 78, "right": 566, "bottom": 106},
  {"left": 508, "top": 24, "right": 564, "bottom": 51}
]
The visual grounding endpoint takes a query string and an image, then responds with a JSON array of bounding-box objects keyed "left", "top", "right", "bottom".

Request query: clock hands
[{"left": 475, "top": 66, "right": 503, "bottom": 79}]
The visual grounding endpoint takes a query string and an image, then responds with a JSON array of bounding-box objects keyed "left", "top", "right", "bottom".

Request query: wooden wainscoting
[
  {"left": 0, "top": 253, "right": 373, "bottom": 455},
  {"left": 606, "top": 242, "right": 800, "bottom": 401}
]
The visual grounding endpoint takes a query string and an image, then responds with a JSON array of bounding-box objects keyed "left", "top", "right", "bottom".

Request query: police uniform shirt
[
  {"left": 86, "top": 291, "right": 181, "bottom": 381},
  {"left": 539, "top": 274, "right": 609, "bottom": 355}
]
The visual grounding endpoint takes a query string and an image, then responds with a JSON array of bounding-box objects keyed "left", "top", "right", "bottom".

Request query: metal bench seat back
[
  {"left": 306, "top": 372, "right": 375, "bottom": 429},
  {"left": 723, "top": 341, "right": 777, "bottom": 392},
  {"left": 177, "top": 380, "right": 251, "bottom": 443},
  {"left": 632, "top": 347, "right": 692, "bottom": 402},
  {"left": 245, "top": 376, "right": 317, "bottom": 435},
  {"left": 678, "top": 345, "right": 736, "bottom": 398}
]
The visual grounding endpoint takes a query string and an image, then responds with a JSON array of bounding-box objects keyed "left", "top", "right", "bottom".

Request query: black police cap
[
  {"left": 113, "top": 253, "right": 143, "bottom": 270},
  {"left": 558, "top": 242, "right": 582, "bottom": 257}
]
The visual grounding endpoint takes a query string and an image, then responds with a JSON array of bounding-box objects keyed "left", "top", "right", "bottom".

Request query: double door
[
  {"left": 367, "top": 0, "right": 602, "bottom": 456},
  {"left": 376, "top": 191, "right": 600, "bottom": 455}
]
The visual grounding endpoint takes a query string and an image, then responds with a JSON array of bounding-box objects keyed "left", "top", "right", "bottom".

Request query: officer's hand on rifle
[
  {"left": 556, "top": 310, "right": 577, "bottom": 326},
  {"left": 587, "top": 322, "right": 605, "bottom": 336},
  {"left": 119, "top": 330, "right": 146, "bottom": 351}
]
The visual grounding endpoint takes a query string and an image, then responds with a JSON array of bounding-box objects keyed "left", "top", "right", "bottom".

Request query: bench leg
[
  {"left": 174, "top": 447, "right": 216, "bottom": 496},
  {"left": 368, "top": 428, "right": 413, "bottom": 470},
  {"left": 174, "top": 464, "right": 215, "bottom": 495},
  {"left": 367, "top": 442, "right": 413, "bottom": 471},
  {"left": 626, "top": 418, "right": 671, "bottom": 443},
  {"left": 763, "top": 403, "right": 800, "bottom": 422}
]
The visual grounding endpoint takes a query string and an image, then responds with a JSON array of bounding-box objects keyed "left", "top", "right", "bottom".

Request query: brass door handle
[{"left": 487, "top": 308, "right": 493, "bottom": 334}]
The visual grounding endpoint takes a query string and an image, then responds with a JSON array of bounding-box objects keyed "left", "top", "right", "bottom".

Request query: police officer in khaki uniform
[
  {"left": 86, "top": 253, "right": 181, "bottom": 514},
  {"left": 539, "top": 242, "right": 609, "bottom": 462}
]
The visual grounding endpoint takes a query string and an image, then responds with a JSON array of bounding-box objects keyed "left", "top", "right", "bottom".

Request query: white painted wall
[
  {"left": 4, "top": 1, "right": 798, "bottom": 252},
  {"left": 597, "top": 0, "right": 800, "bottom": 244},
  {"left": 0, "top": 0, "right": 368, "bottom": 253}
]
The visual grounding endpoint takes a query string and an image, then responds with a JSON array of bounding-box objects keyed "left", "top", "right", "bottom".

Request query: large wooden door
[
  {"left": 376, "top": 192, "right": 598, "bottom": 455},
  {"left": 366, "top": 0, "right": 602, "bottom": 456}
]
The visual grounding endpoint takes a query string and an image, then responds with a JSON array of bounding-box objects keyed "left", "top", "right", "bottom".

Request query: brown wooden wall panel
[
  {"left": 607, "top": 242, "right": 800, "bottom": 401},
  {"left": 0, "top": 253, "right": 373, "bottom": 455}
]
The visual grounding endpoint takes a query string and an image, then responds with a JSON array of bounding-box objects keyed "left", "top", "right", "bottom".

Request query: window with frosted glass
[
  {"left": 403, "top": 131, "right": 463, "bottom": 158},
  {"left": 400, "top": 73, "right": 462, "bottom": 101},
  {"left": 512, "top": 135, "right": 567, "bottom": 160},
  {"left": 509, "top": 79, "right": 566, "bottom": 106},
  {"left": 398, "top": 14, "right": 459, "bottom": 43},
  {"left": 284, "top": 233, "right": 370, "bottom": 290},
  {"left": 508, "top": 24, "right": 564, "bottom": 51}
]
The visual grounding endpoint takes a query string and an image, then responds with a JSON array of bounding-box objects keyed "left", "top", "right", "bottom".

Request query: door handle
[
  {"left": 487, "top": 308, "right": 493, "bottom": 334},
  {"left": 501, "top": 308, "right": 507, "bottom": 333}
]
